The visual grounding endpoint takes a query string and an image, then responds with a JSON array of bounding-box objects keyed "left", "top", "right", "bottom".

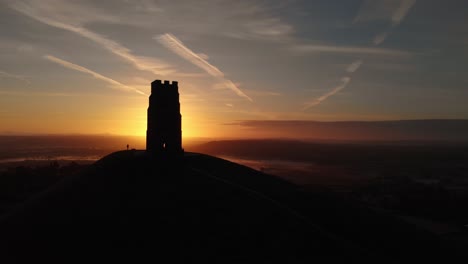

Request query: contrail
[
  {"left": 292, "top": 44, "right": 411, "bottom": 56},
  {"left": 354, "top": 0, "right": 417, "bottom": 45},
  {"left": 373, "top": 32, "right": 389, "bottom": 45},
  {"left": 303, "top": 77, "right": 351, "bottom": 110},
  {"left": 0, "top": 70, "right": 30, "bottom": 84},
  {"left": 44, "top": 55, "right": 146, "bottom": 95},
  {"left": 9, "top": 1, "right": 175, "bottom": 76},
  {"left": 392, "top": 0, "right": 417, "bottom": 26},
  {"left": 346, "top": 60, "right": 363, "bottom": 73},
  {"left": 156, "top": 33, "right": 253, "bottom": 102}
]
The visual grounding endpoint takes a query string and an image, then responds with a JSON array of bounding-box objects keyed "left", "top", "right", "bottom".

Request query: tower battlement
[
  {"left": 151, "top": 80, "right": 179, "bottom": 94},
  {"left": 146, "top": 80, "right": 183, "bottom": 156}
]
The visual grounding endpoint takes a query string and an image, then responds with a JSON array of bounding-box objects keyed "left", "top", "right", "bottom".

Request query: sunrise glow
[{"left": 0, "top": 0, "right": 467, "bottom": 140}]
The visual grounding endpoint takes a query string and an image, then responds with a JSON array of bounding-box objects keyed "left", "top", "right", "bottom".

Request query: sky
[{"left": 0, "top": 0, "right": 467, "bottom": 139}]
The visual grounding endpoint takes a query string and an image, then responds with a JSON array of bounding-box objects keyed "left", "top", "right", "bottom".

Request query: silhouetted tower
[{"left": 146, "top": 80, "right": 183, "bottom": 156}]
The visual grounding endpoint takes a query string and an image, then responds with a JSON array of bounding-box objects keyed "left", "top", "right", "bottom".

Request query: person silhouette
[{"left": 127, "top": 144, "right": 129, "bottom": 151}]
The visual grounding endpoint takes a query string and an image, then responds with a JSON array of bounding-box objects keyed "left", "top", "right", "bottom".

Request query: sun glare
[{"left": 119, "top": 109, "right": 201, "bottom": 139}]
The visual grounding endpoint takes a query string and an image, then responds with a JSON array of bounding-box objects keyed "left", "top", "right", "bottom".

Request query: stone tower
[{"left": 146, "top": 80, "right": 183, "bottom": 156}]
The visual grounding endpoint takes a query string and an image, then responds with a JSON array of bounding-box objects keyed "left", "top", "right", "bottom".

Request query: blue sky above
[{"left": 0, "top": 0, "right": 467, "bottom": 137}]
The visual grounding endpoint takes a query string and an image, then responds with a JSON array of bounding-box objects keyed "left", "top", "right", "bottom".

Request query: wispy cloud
[
  {"left": 9, "top": 1, "right": 175, "bottom": 76},
  {"left": 346, "top": 60, "right": 363, "bottom": 73},
  {"left": 354, "top": 0, "right": 416, "bottom": 25},
  {"left": 245, "top": 90, "right": 282, "bottom": 97},
  {"left": 292, "top": 44, "right": 411, "bottom": 57},
  {"left": 0, "top": 70, "right": 30, "bottom": 84},
  {"left": 301, "top": 2, "right": 410, "bottom": 111},
  {"left": 303, "top": 59, "right": 361, "bottom": 111},
  {"left": 392, "top": 0, "right": 417, "bottom": 26},
  {"left": 0, "top": 90, "right": 80, "bottom": 97},
  {"left": 303, "top": 77, "right": 351, "bottom": 110},
  {"left": 373, "top": 32, "right": 389, "bottom": 45},
  {"left": 156, "top": 33, "right": 252, "bottom": 102},
  {"left": 354, "top": 0, "right": 416, "bottom": 45},
  {"left": 376, "top": 0, "right": 416, "bottom": 45},
  {"left": 156, "top": 34, "right": 223, "bottom": 77},
  {"left": 133, "top": 0, "right": 164, "bottom": 13},
  {"left": 43, "top": 55, "right": 145, "bottom": 95},
  {"left": 244, "top": 18, "right": 294, "bottom": 41},
  {"left": 17, "top": 44, "right": 34, "bottom": 53}
]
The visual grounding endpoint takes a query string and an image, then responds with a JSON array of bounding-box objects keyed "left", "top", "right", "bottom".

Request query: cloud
[
  {"left": 392, "top": 0, "right": 417, "bottom": 26},
  {"left": 373, "top": 31, "right": 389, "bottom": 45},
  {"left": 0, "top": 90, "right": 80, "bottom": 97},
  {"left": 376, "top": 0, "right": 416, "bottom": 45},
  {"left": 355, "top": 0, "right": 416, "bottom": 45},
  {"left": 0, "top": 70, "right": 30, "bottom": 84},
  {"left": 9, "top": 0, "right": 294, "bottom": 43},
  {"left": 303, "top": 77, "right": 351, "bottom": 110},
  {"left": 9, "top": 1, "right": 175, "bottom": 76},
  {"left": 303, "top": 59, "right": 360, "bottom": 111},
  {"left": 346, "top": 60, "right": 363, "bottom": 73},
  {"left": 156, "top": 33, "right": 252, "bottom": 102},
  {"left": 355, "top": 0, "right": 416, "bottom": 49},
  {"left": 43, "top": 55, "right": 146, "bottom": 95},
  {"left": 197, "top": 53, "right": 209, "bottom": 60},
  {"left": 245, "top": 18, "right": 294, "bottom": 40},
  {"left": 156, "top": 34, "right": 223, "bottom": 77},
  {"left": 291, "top": 44, "right": 411, "bottom": 57},
  {"left": 354, "top": 0, "right": 416, "bottom": 26},
  {"left": 17, "top": 44, "right": 34, "bottom": 53},
  {"left": 245, "top": 90, "right": 282, "bottom": 97},
  {"left": 133, "top": 0, "right": 164, "bottom": 13}
]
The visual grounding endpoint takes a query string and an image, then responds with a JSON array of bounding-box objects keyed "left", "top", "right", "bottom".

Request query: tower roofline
[{"left": 151, "top": 79, "right": 178, "bottom": 85}]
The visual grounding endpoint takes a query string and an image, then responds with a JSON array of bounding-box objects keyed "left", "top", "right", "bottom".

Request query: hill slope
[{"left": 0, "top": 151, "right": 460, "bottom": 263}]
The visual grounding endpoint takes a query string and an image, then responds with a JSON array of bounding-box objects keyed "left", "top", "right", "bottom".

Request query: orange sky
[{"left": 1, "top": 1, "right": 468, "bottom": 139}]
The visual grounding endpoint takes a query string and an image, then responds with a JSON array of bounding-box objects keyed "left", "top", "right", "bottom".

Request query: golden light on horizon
[{"left": 115, "top": 103, "right": 205, "bottom": 139}]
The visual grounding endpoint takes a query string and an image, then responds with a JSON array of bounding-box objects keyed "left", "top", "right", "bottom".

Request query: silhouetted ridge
[{"left": 0, "top": 150, "right": 460, "bottom": 263}]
